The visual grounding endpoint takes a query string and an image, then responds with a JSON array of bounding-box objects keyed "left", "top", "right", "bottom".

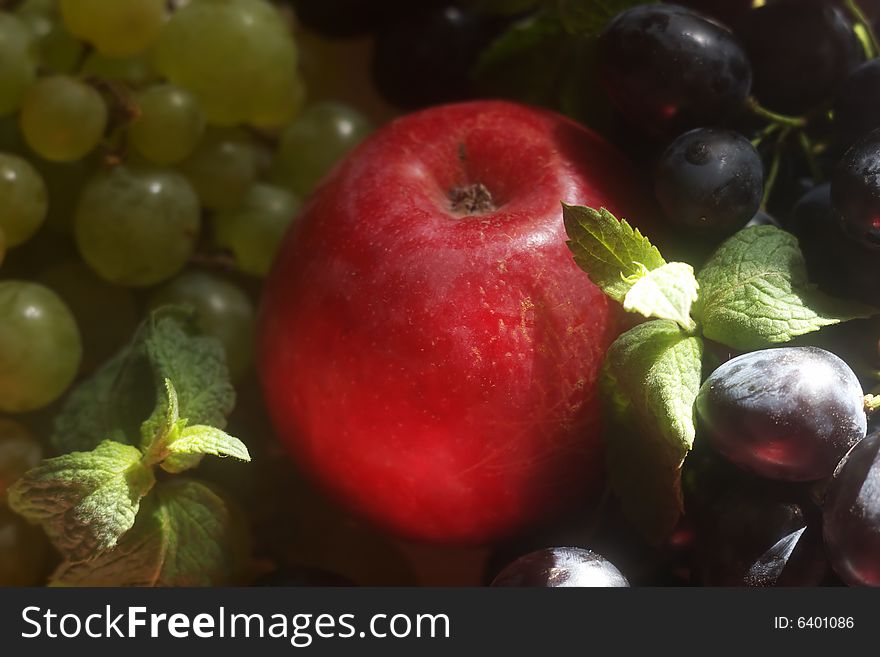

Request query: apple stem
[{"left": 449, "top": 183, "right": 497, "bottom": 216}]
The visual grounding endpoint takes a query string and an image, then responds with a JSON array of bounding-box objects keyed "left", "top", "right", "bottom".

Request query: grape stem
[
  {"left": 797, "top": 131, "right": 823, "bottom": 183},
  {"left": 761, "top": 128, "right": 790, "bottom": 207},
  {"left": 843, "top": 0, "right": 880, "bottom": 59},
  {"left": 746, "top": 97, "right": 807, "bottom": 129},
  {"left": 864, "top": 394, "right": 880, "bottom": 415}
]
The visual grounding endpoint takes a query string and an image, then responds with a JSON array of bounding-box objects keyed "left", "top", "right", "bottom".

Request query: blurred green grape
[
  {"left": 0, "top": 418, "right": 42, "bottom": 503},
  {"left": 0, "top": 281, "right": 82, "bottom": 413},
  {"left": 38, "top": 260, "right": 139, "bottom": 373},
  {"left": 130, "top": 84, "right": 205, "bottom": 165},
  {"left": 59, "top": 0, "right": 166, "bottom": 57},
  {"left": 0, "top": 12, "right": 38, "bottom": 117},
  {"left": 0, "top": 152, "right": 48, "bottom": 248},
  {"left": 154, "top": 0, "right": 299, "bottom": 126},
  {"left": 214, "top": 183, "right": 300, "bottom": 277},
  {"left": 16, "top": 0, "right": 84, "bottom": 74},
  {"left": 179, "top": 128, "right": 259, "bottom": 210},
  {"left": 74, "top": 166, "right": 200, "bottom": 287},
  {"left": 149, "top": 270, "right": 256, "bottom": 380},
  {"left": 271, "top": 102, "right": 371, "bottom": 197},
  {"left": 19, "top": 75, "right": 108, "bottom": 162}
]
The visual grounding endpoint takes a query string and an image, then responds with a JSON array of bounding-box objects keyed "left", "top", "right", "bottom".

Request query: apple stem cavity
[{"left": 449, "top": 182, "right": 497, "bottom": 216}]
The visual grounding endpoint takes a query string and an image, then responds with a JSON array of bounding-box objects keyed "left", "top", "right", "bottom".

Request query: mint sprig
[
  {"left": 565, "top": 206, "right": 877, "bottom": 539},
  {"left": 9, "top": 308, "right": 251, "bottom": 586},
  {"left": 603, "top": 321, "right": 702, "bottom": 542},
  {"left": 51, "top": 479, "right": 249, "bottom": 587},
  {"left": 695, "top": 226, "right": 875, "bottom": 350}
]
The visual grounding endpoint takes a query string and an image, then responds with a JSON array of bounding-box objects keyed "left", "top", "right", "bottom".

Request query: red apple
[{"left": 259, "top": 100, "right": 647, "bottom": 544}]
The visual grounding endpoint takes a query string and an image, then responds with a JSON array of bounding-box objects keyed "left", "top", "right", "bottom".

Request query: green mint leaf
[
  {"left": 563, "top": 204, "right": 666, "bottom": 301},
  {"left": 161, "top": 426, "right": 251, "bottom": 475},
  {"left": 140, "top": 309, "right": 235, "bottom": 443},
  {"left": 7, "top": 441, "right": 154, "bottom": 561},
  {"left": 51, "top": 350, "right": 128, "bottom": 453},
  {"left": 695, "top": 226, "right": 877, "bottom": 350},
  {"left": 557, "top": 0, "right": 650, "bottom": 36},
  {"left": 51, "top": 479, "right": 249, "bottom": 587},
  {"left": 622, "top": 262, "right": 699, "bottom": 329},
  {"left": 602, "top": 319, "right": 703, "bottom": 542}
]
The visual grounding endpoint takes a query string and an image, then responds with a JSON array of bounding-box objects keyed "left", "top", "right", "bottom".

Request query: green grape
[
  {"left": 214, "top": 183, "right": 300, "bottom": 277},
  {"left": 0, "top": 418, "right": 42, "bottom": 502},
  {"left": 19, "top": 75, "right": 108, "bottom": 163},
  {"left": 38, "top": 260, "right": 138, "bottom": 373},
  {"left": 0, "top": 505, "right": 50, "bottom": 587},
  {"left": 179, "top": 128, "right": 259, "bottom": 210},
  {"left": 80, "top": 51, "right": 158, "bottom": 86},
  {"left": 59, "top": 0, "right": 166, "bottom": 57},
  {"left": 16, "top": 0, "right": 84, "bottom": 74},
  {"left": 154, "top": 0, "right": 299, "bottom": 126},
  {"left": 0, "top": 152, "right": 48, "bottom": 248},
  {"left": 129, "top": 84, "right": 205, "bottom": 165},
  {"left": 149, "top": 270, "right": 256, "bottom": 380},
  {"left": 271, "top": 102, "right": 371, "bottom": 197},
  {"left": 0, "top": 281, "right": 82, "bottom": 413},
  {"left": 248, "top": 69, "right": 307, "bottom": 131},
  {"left": 0, "top": 226, "right": 6, "bottom": 267},
  {"left": 0, "top": 12, "right": 37, "bottom": 117},
  {"left": 74, "top": 166, "right": 200, "bottom": 287}
]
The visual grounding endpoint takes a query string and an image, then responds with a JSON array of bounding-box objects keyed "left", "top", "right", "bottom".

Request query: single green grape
[
  {"left": 59, "top": 0, "right": 166, "bottom": 57},
  {"left": 0, "top": 152, "right": 48, "bottom": 248},
  {"left": 154, "top": 0, "right": 298, "bottom": 127},
  {"left": 271, "top": 102, "right": 371, "bottom": 197},
  {"left": 0, "top": 12, "right": 38, "bottom": 117},
  {"left": 0, "top": 281, "right": 82, "bottom": 413},
  {"left": 179, "top": 128, "right": 259, "bottom": 210},
  {"left": 80, "top": 51, "right": 158, "bottom": 86},
  {"left": 0, "top": 505, "right": 50, "bottom": 587},
  {"left": 0, "top": 418, "right": 42, "bottom": 502},
  {"left": 16, "top": 0, "right": 84, "bottom": 74},
  {"left": 38, "top": 260, "right": 139, "bottom": 373},
  {"left": 130, "top": 84, "right": 205, "bottom": 165},
  {"left": 214, "top": 183, "right": 301, "bottom": 277},
  {"left": 149, "top": 270, "right": 256, "bottom": 380},
  {"left": 74, "top": 166, "right": 200, "bottom": 287},
  {"left": 19, "top": 75, "right": 108, "bottom": 163},
  {"left": 249, "top": 69, "right": 307, "bottom": 131}
]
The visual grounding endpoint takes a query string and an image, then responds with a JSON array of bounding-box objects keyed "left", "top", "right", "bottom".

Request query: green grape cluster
[{"left": 0, "top": 0, "right": 372, "bottom": 422}]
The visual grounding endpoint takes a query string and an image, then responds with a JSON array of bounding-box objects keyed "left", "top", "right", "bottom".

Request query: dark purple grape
[
  {"left": 737, "top": 0, "right": 863, "bottom": 114},
  {"left": 823, "top": 432, "right": 880, "bottom": 586},
  {"left": 832, "top": 128, "right": 880, "bottom": 248},
  {"left": 669, "top": 0, "right": 752, "bottom": 27},
  {"left": 654, "top": 128, "right": 763, "bottom": 238},
  {"left": 597, "top": 5, "right": 752, "bottom": 136},
  {"left": 491, "top": 547, "right": 629, "bottom": 587},
  {"left": 696, "top": 347, "right": 867, "bottom": 481},
  {"left": 834, "top": 59, "right": 880, "bottom": 149},
  {"left": 372, "top": 5, "right": 505, "bottom": 109},
  {"left": 696, "top": 486, "right": 828, "bottom": 587}
]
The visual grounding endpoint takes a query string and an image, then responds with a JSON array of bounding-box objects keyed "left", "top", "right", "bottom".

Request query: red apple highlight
[{"left": 259, "top": 100, "right": 647, "bottom": 544}]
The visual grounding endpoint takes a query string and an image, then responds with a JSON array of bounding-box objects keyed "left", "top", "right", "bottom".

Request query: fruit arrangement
[{"left": 3, "top": 0, "right": 880, "bottom": 588}]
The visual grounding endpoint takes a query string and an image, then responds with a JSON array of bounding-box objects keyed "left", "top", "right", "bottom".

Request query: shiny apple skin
[{"left": 259, "top": 100, "right": 647, "bottom": 544}]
